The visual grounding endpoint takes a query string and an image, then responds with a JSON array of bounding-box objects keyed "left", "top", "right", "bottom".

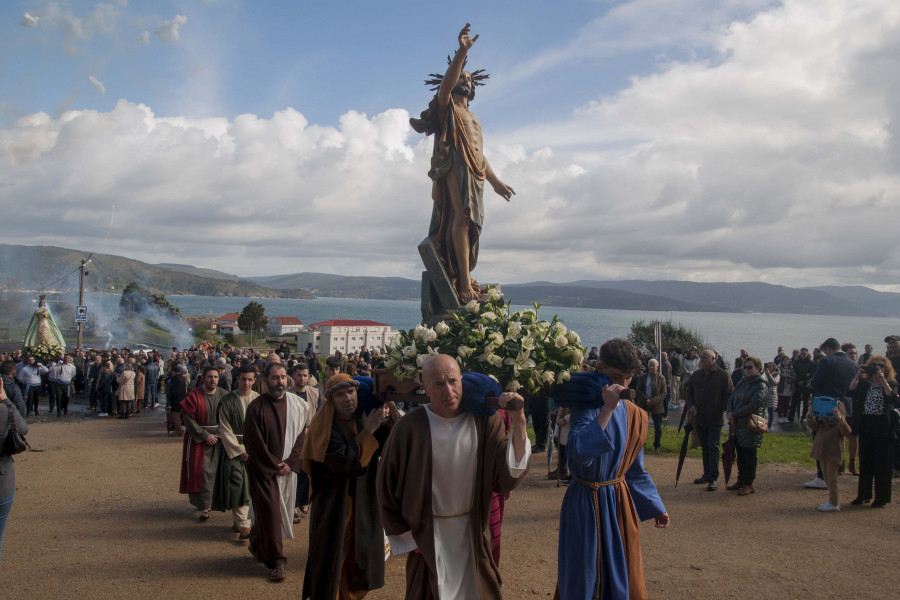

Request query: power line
[{"left": 2, "top": 260, "right": 88, "bottom": 302}]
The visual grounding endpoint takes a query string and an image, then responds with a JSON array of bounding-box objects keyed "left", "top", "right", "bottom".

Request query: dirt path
[{"left": 3, "top": 400, "right": 897, "bottom": 599}]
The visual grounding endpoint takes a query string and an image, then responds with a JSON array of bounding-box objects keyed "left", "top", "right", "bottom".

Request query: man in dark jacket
[
  {"left": 1, "top": 361, "right": 27, "bottom": 416},
  {"left": 804, "top": 338, "right": 859, "bottom": 489},
  {"left": 684, "top": 349, "right": 734, "bottom": 491},
  {"left": 790, "top": 348, "right": 816, "bottom": 422}
]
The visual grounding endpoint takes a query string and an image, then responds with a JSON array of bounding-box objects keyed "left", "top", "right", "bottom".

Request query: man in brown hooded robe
[{"left": 377, "top": 354, "right": 529, "bottom": 598}]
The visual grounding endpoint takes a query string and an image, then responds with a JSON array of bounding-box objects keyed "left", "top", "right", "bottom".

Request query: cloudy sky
[{"left": 2, "top": 0, "right": 899, "bottom": 290}]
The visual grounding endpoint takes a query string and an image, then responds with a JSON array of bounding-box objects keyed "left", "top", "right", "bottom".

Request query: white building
[
  {"left": 298, "top": 319, "right": 400, "bottom": 356},
  {"left": 267, "top": 316, "right": 303, "bottom": 336},
  {"left": 215, "top": 312, "right": 242, "bottom": 335}
]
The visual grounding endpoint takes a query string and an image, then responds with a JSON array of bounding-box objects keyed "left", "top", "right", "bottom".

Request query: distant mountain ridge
[
  {"left": 0, "top": 245, "right": 313, "bottom": 299},
  {"left": 2, "top": 244, "right": 897, "bottom": 317},
  {"left": 249, "top": 272, "right": 420, "bottom": 300}
]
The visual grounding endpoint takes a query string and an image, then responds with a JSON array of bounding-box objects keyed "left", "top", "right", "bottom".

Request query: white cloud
[
  {"left": 88, "top": 75, "right": 106, "bottom": 96},
  {"left": 38, "top": 2, "right": 122, "bottom": 53},
  {"left": 154, "top": 14, "right": 187, "bottom": 44},
  {"left": 139, "top": 30, "right": 150, "bottom": 45},
  {"left": 21, "top": 12, "right": 39, "bottom": 27},
  {"left": 1, "top": 0, "right": 899, "bottom": 290}
]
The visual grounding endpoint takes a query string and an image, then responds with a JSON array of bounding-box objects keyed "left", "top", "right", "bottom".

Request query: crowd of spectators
[{"left": 544, "top": 335, "right": 900, "bottom": 510}]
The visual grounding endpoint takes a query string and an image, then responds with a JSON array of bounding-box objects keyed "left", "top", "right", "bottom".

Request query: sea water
[{"left": 82, "top": 293, "right": 899, "bottom": 363}]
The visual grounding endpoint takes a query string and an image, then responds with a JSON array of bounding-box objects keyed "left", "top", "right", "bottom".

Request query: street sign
[{"left": 75, "top": 305, "right": 87, "bottom": 323}]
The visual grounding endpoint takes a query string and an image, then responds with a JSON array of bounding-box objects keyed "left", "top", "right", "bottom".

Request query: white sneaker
[
  {"left": 817, "top": 502, "right": 840, "bottom": 512},
  {"left": 804, "top": 477, "right": 828, "bottom": 489},
  {"left": 97, "top": 412, "right": 108, "bottom": 417}
]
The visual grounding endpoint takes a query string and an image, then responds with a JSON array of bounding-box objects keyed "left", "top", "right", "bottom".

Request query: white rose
[
  {"left": 466, "top": 299, "right": 480, "bottom": 313},
  {"left": 553, "top": 322, "right": 567, "bottom": 335},
  {"left": 555, "top": 333, "right": 568, "bottom": 348},
  {"left": 423, "top": 327, "right": 438, "bottom": 343},
  {"left": 505, "top": 380, "right": 522, "bottom": 392},
  {"left": 435, "top": 321, "right": 450, "bottom": 335},
  {"left": 481, "top": 311, "right": 498, "bottom": 321},
  {"left": 573, "top": 349, "right": 584, "bottom": 365},
  {"left": 567, "top": 331, "right": 580, "bottom": 345},
  {"left": 559, "top": 370, "right": 571, "bottom": 382},
  {"left": 489, "top": 332, "right": 505, "bottom": 346},
  {"left": 543, "top": 370, "right": 556, "bottom": 384},
  {"left": 457, "top": 345, "right": 471, "bottom": 358},
  {"left": 413, "top": 324, "right": 427, "bottom": 341},
  {"left": 487, "top": 286, "right": 502, "bottom": 301},
  {"left": 416, "top": 353, "right": 430, "bottom": 367}
]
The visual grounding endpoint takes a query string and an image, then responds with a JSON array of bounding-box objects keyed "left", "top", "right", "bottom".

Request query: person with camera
[
  {"left": 725, "top": 356, "right": 768, "bottom": 496},
  {"left": 1, "top": 381, "right": 28, "bottom": 570},
  {"left": 848, "top": 356, "right": 898, "bottom": 508}
]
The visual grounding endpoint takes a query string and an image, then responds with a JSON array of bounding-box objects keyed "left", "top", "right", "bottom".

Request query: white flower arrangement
[
  {"left": 26, "top": 340, "right": 65, "bottom": 362},
  {"left": 385, "top": 286, "right": 586, "bottom": 396}
]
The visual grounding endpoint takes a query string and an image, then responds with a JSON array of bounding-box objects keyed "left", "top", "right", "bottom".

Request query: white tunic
[
  {"left": 388, "top": 406, "right": 530, "bottom": 599},
  {"left": 276, "top": 392, "right": 310, "bottom": 539}
]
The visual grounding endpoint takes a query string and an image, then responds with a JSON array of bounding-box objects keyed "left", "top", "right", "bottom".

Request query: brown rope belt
[
  {"left": 433, "top": 511, "right": 471, "bottom": 519},
  {"left": 573, "top": 475, "right": 625, "bottom": 599}
]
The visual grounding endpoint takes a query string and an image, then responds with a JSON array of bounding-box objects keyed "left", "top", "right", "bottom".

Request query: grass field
[{"left": 528, "top": 422, "right": 818, "bottom": 468}]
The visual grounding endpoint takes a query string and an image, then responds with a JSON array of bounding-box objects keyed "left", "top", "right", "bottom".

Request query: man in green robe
[{"left": 212, "top": 364, "right": 259, "bottom": 538}]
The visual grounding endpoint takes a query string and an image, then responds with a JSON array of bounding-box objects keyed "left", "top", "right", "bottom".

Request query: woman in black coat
[
  {"left": 849, "top": 355, "right": 898, "bottom": 508},
  {"left": 726, "top": 356, "right": 768, "bottom": 496},
  {"left": 1, "top": 384, "right": 29, "bottom": 569}
]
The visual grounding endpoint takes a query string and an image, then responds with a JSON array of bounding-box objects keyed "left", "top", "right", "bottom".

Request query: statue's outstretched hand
[
  {"left": 492, "top": 181, "right": 515, "bottom": 201},
  {"left": 459, "top": 23, "right": 479, "bottom": 50}
]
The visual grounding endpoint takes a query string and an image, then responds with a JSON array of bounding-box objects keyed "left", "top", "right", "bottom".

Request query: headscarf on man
[{"left": 300, "top": 373, "right": 360, "bottom": 475}]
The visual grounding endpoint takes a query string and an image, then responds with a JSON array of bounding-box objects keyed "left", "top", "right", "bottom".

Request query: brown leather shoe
[
  {"left": 726, "top": 481, "right": 742, "bottom": 491},
  {"left": 270, "top": 564, "right": 286, "bottom": 582},
  {"left": 738, "top": 485, "right": 755, "bottom": 496},
  {"left": 232, "top": 523, "right": 241, "bottom": 533},
  {"left": 239, "top": 527, "right": 251, "bottom": 540}
]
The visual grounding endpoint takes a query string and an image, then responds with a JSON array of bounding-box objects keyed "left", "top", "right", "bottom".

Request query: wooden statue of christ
[{"left": 411, "top": 23, "right": 515, "bottom": 303}]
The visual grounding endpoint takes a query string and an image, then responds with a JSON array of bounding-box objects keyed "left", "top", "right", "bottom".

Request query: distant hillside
[
  {"left": 250, "top": 272, "right": 420, "bottom": 300},
  {"left": 153, "top": 263, "right": 243, "bottom": 281},
  {"left": 4, "top": 244, "right": 896, "bottom": 317},
  {"left": 0, "top": 245, "right": 314, "bottom": 299},
  {"left": 805, "top": 286, "right": 900, "bottom": 318},
  {"left": 502, "top": 284, "right": 742, "bottom": 313},
  {"left": 556, "top": 280, "right": 899, "bottom": 317}
]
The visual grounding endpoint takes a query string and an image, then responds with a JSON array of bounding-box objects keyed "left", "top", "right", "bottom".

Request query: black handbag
[{"left": 2, "top": 400, "right": 30, "bottom": 456}]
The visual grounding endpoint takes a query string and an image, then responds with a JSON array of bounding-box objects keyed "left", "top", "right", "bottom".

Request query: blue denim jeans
[
  {"left": 145, "top": 382, "right": 158, "bottom": 407},
  {"left": 0, "top": 492, "right": 14, "bottom": 571}
]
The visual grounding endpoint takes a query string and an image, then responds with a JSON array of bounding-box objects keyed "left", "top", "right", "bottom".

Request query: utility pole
[{"left": 77, "top": 254, "right": 93, "bottom": 351}]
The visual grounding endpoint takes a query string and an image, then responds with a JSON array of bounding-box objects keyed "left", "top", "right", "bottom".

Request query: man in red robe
[{"left": 179, "top": 365, "right": 228, "bottom": 520}]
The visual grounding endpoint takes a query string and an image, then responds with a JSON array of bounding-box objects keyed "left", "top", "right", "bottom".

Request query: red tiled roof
[
  {"left": 271, "top": 316, "right": 303, "bottom": 325},
  {"left": 217, "top": 313, "right": 240, "bottom": 322},
  {"left": 311, "top": 319, "right": 388, "bottom": 328}
]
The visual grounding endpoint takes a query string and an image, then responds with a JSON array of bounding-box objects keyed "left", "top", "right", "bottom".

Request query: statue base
[{"left": 418, "top": 237, "right": 461, "bottom": 326}]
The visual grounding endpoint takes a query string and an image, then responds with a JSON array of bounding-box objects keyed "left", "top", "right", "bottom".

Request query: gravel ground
[{"left": 3, "top": 396, "right": 897, "bottom": 599}]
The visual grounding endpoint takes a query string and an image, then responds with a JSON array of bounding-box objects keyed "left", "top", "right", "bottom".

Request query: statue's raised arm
[{"left": 438, "top": 23, "right": 479, "bottom": 109}]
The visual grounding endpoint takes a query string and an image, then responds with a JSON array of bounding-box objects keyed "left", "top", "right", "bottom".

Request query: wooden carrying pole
[{"left": 372, "top": 369, "right": 634, "bottom": 411}]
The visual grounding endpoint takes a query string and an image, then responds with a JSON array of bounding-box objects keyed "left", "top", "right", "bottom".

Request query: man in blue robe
[{"left": 558, "top": 339, "right": 670, "bottom": 600}]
